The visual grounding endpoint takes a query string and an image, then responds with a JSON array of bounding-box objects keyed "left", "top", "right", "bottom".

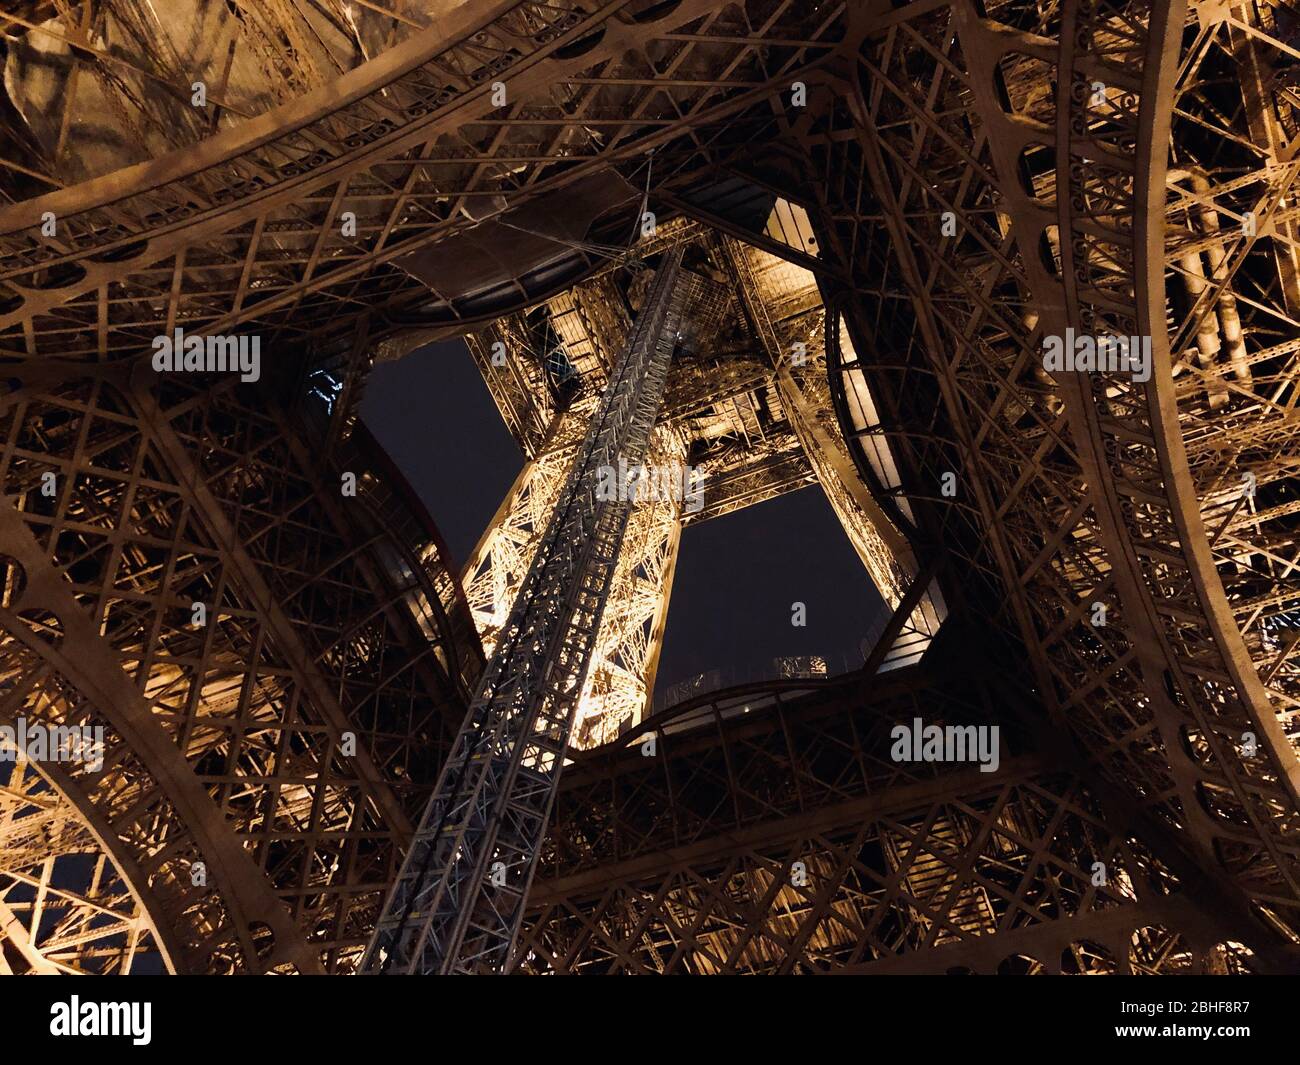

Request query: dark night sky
[{"left": 360, "top": 339, "right": 886, "bottom": 699}]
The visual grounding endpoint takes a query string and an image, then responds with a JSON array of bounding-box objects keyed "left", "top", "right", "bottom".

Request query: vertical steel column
[{"left": 363, "top": 250, "right": 688, "bottom": 973}]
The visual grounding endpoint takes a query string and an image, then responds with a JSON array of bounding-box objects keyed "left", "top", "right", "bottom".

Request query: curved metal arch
[
  {"left": 0, "top": 364, "right": 478, "bottom": 972},
  {"left": 0, "top": 521, "right": 316, "bottom": 973},
  {"left": 1055, "top": 0, "right": 1300, "bottom": 908},
  {"left": 819, "top": 0, "right": 1300, "bottom": 949},
  {"left": 0, "top": 709, "right": 179, "bottom": 975},
  {"left": 0, "top": 0, "right": 846, "bottom": 363}
]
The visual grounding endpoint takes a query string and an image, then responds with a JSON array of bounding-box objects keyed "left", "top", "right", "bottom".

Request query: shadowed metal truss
[
  {"left": 0, "top": 366, "right": 478, "bottom": 973},
  {"left": 819, "top": 0, "right": 1300, "bottom": 948},
  {"left": 520, "top": 663, "right": 1266, "bottom": 974},
  {"left": 0, "top": 0, "right": 1297, "bottom": 974}
]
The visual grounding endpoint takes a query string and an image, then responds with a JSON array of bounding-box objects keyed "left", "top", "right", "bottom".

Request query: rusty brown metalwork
[{"left": 0, "top": 0, "right": 1297, "bottom": 974}]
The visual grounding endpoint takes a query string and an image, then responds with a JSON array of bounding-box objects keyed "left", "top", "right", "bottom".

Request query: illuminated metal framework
[
  {"left": 0, "top": 0, "right": 1297, "bottom": 974},
  {"left": 0, "top": 758, "right": 163, "bottom": 974},
  {"left": 817, "top": 0, "right": 1300, "bottom": 948},
  {"left": 363, "top": 251, "right": 690, "bottom": 973},
  {"left": 0, "top": 368, "right": 478, "bottom": 974},
  {"left": 461, "top": 402, "right": 688, "bottom": 749},
  {"left": 464, "top": 218, "right": 938, "bottom": 739},
  {"left": 520, "top": 665, "right": 1266, "bottom": 974}
]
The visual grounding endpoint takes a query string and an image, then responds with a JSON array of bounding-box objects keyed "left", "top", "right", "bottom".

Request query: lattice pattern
[
  {"left": 0, "top": 366, "right": 470, "bottom": 972},
  {"left": 0, "top": 0, "right": 844, "bottom": 362},
  {"left": 0, "top": 757, "right": 167, "bottom": 974},
  {"left": 521, "top": 670, "right": 1246, "bottom": 974},
  {"left": 818, "top": 0, "right": 1300, "bottom": 944}
]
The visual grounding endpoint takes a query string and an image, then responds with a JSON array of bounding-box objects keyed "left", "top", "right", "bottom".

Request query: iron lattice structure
[
  {"left": 462, "top": 219, "right": 942, "bottom": 741},
  {"left": 363, "top": 250, "right": 689, "bottom": 973},
  {"left": 0, "top": 0, "right": 1296, "bottom": 975},
  {"left": 520, "top": 657, "right": 1257, "bottom": 975}
]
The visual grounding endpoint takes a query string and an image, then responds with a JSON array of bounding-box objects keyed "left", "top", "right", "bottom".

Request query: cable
[{"left": 623, "top": 147, "right": 655, "bottom": 251}]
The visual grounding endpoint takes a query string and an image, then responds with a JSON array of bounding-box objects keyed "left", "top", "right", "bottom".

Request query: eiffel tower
[{"left": 0, "top": 0, "right": 1297, "bottom": 976}]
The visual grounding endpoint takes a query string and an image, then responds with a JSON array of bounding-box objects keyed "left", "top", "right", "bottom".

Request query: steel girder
[
  {"left": 519, "top": 667, "right": 1258, "bottom": 974},
  {"left": 0, "top": 0, "right": 847, "bottom": 362},
  {"left": 0, "top": 364, "right": 474, "bottom": 972},
  {"left": 461, "top": 402, "right": 686, "bottom": 749},
  {"left": 720, "top": 233, "right": 946, "bottom": 658},
  {"left": 810, "top": 0, "right": 1300, "bottom": 950},
  {"left": 463, "top": 267, "right": 689, "bottom": 748}
]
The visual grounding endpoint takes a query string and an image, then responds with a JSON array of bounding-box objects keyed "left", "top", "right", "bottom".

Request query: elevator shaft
[{"left": 362, "top": 250, "right": 688, "bottom": 974}]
